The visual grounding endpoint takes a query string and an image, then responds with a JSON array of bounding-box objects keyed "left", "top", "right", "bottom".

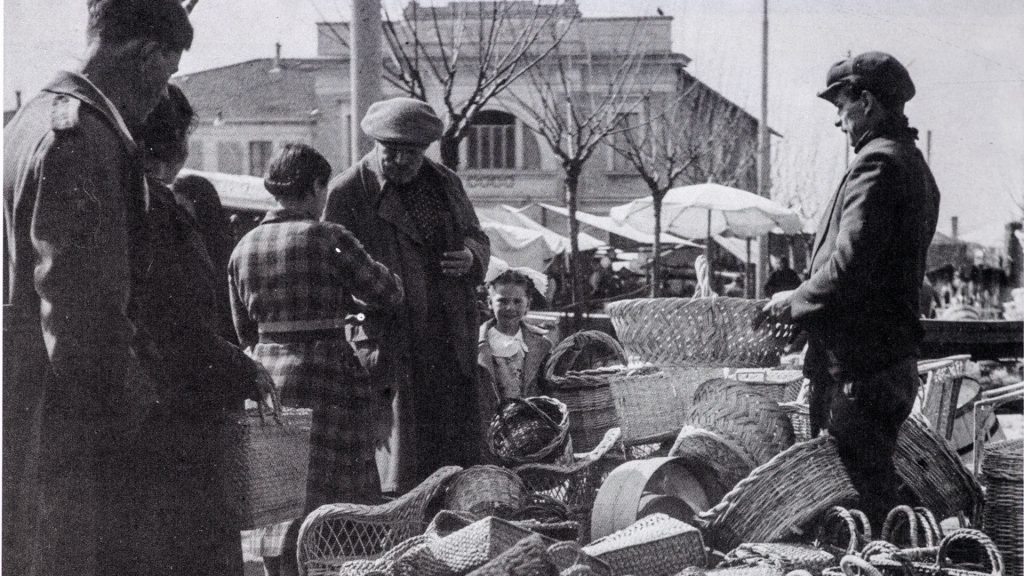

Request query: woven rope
[
  {"left": 606, "top": 275, "right": 795, "bottom": 367},
  {"left": 443, "top": 465, "right": 529, "bottom": 520},
  {"left": 297, "top": 466, "right": 462, "bottom": 576},
  {"left": 224, "top": 407, "right": 313, "bottom": 529},
  {"left": 697, "top": 436, "right": 858, "bottom": 552},
  {"left": 685, "top": 380, "right": 796, "bottom": 466},
  {"left": 983, "top": 439, "right": 1023, "bottom": 576},
  {"left": 582, "top": 513, "right": 706, "bottom": 576},
  {"left": 608, "top": 365, "right": 724, "bottom": 445}
]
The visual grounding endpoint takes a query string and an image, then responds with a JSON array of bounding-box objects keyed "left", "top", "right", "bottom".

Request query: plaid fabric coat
[{"left": 229, "top": 208, "right": 404, "bottom": 538}]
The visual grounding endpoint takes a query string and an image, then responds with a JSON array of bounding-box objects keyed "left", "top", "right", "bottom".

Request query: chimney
[
  {"left": 273, "top": 42, "right": 282, "bottom": 70},
  {"left": 951, "top": 216, "right": 959, "bottom": 242},
  {"left": 15, "top": 90, "right": 22, "bottom": 109}
]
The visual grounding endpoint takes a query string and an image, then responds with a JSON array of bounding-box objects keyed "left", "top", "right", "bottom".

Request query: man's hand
[
  {"left": 762, "top": 289, "right": 795, "bottom": 323},
  {"left": 441, "top": 247, "right": 474, "bottom": 277}
]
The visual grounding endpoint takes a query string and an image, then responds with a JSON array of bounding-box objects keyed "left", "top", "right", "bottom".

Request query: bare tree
[
  {"left": 319, "top": 1, "right": 574, "bottom": 171},
  {"left": 511, "top": 22, "right": 657, "bottom": 325},
  {"left": 609, "top": 75, "right": 758, "bottom": 296}
]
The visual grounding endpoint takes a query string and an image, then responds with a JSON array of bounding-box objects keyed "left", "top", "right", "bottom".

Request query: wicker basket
[
  {"left": 608, "top": 365, "right": 725, "bottom": 446},
  {"left": 548, "top": 367, "right": 621, "bottom": 452},
  {"left": 545, "top": 330, "right": 628, "bottom": 378},
  {"left": 779, "top": 401, "right": 813, "bottom": 443},
  {"left": 443, "top": 465, "right": 529, "bottom": 520},
  {"left": 669, "top": 425, "right": 758, "bottom": 502},
  {"left": 487, "top": 396, "right": 571, "bottom": 466},
  {"left": 880, "top": 505, "right": 938, "bottom": 549},
  {"left": 697, "top": 436, "right": 858, "bottom": 553},
  {"left": 901, "top": 529, "right": 1004, "bottom": 576},
  {"left": 685, "top": 380, "right": 795, "bottom": 466},
  {"left": 224, "top": 407, "right": 313, "bottom": 529},
  {"left": 605, "top": 296, "right": 794, "bottom": 368},
  {"left": 982, "top": 439, "right": 1023, "bottom": 576},
  {"left": 731, "top": 369, "right": 807, "bottom": 403},
  {"left": 893, "top": 414, "right": 984, "bottom": 523},
  {"left": 583, "top": 513, "right": 707, "bottom": 576},
  {"left": 722, "top": 543, "right": 837, "bottom": 576}
]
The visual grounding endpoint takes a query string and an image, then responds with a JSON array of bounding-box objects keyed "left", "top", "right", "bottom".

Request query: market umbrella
[{"left": 609, "top": 182, "right": 803, "bottom": 294}]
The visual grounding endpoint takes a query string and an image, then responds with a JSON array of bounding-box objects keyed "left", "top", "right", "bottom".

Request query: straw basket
[
  {"left": 443, "top": 465, "right": 529, "bottom": 520},
  {"left": 548, "top": 367, "right": 622, "bottom": 452},
  {"left": 697, "top": 436, "right": 858, "bottom": 552},
  {"left": 608, "top": 365, "right": 725, "bottom": 446},
  {"left": 982, "top": 439, "right": 1023, "bottom": 576},
  {"left": 779, "top": 401, "right": 814, "bottom": 443},
  {"left": 487, "top": 396, "right": 571, "bottom": 466},
  {"left": 224, "top": 407, "right": 312, "bottom": 529},
  {"left": 731, "top": 369, "right": 806, "bottom": 403},
  {"left": 684, "top": 380, "right": 795, "bottom": 466},
  {"left": 899, "top": 529, "right": 1004, "bottom": 576},
  {"left": 545, "top": 330, "right": 628, "bottom": 378},
  {"left": 583, "top": 513, "right": 707, "bottom": 576},
  {"left": 669, "top": 425, "right": 759, "bottom": 502}
]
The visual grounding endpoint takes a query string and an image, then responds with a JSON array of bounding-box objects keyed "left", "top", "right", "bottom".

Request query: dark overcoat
[{"left": 324, "top": 152, "right": 490, "bottom": 492}]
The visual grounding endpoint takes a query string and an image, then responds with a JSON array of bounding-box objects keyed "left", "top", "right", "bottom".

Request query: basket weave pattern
[
  {"left": 608, "top": 365, "right": 724, "bottom": 446},
  {"left": 225, "top": 408, "right": 313, "bottom": 529},
  {"left": 606, "top": 297, "right": 793, "bottom": 368},
  {"left": 685, "top": 380, "right": 795, "bottom": 466},
  {"left": 549, "top": 368, "right": 621, "bottom": 452},
  {"left": 296, "top": 466, "right": 462, "bottom": 576},
  {"left": 443, "top": 465, "right": 529, "bottom": 520},
  {"left": 582, "top": 513, "right": 706, "bottom": 576},
  {"left": 487, "top": 396, "right": 571, "bottom": 466},
  {"left": 982, "top": 438, "right": 1023, "bottom": 576}
]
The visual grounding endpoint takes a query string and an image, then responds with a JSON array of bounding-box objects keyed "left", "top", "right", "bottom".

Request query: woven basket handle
[
  {"left": 914, "top": 507, "right": 943, "bottom": 545},
  {"left": 256, "top": 386, "right": 284, "bottom": 426},
  {"left": 936, "top": 529, "right": 1003, "bottom": 576},
  {"left": 881, "top": 505, "right": 920, "bottom": 548},
  {"left": 848, "top": 509, "right": 874, "bottom": 542},
  {"left": 817, "top": 506, "right": 862, "bottom": 556},
  {"left": 840, "top": 555, "right": 884, "bottom": 576},
  {"left": 694, "top": 255, "right": 717, "bottom": 299},
  {"left": 502, "top": 397, "right": 562, "bottom": 433}
]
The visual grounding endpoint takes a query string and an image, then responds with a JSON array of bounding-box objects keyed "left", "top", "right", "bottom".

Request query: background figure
[
  {"left": 764, "top": 256, "right": 803, "bottom": 297},
  {"left": 130, "top": 83, "right": 274, "bottom": 576},
  {"left": 2, "top": 2, "right": 193, "bottom": 574},
  {"left": 324, "top": 97, "right": 490, "bottom": 493},
  {"left": 229, "top": 143, "right": 404, "bottom": 575},
  {"left": 765, "top": 51, "right": 940, "bottom": 528}
]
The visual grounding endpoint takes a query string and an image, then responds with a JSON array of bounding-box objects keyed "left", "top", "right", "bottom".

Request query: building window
[
  {"left": 467, "top": 110, "right": 516, "bottom": 169},
  {"left": 609, "top": 112, "right": 639, "bottom": 173},
  {"left": 185, "top": 139, "right": 204, "bottom": 170},
  {"left": 249, "top": 140, "right": 274, "bottom": 177},
  {"left": 217, "top": 141, "right": 244, "bottom": 175}
]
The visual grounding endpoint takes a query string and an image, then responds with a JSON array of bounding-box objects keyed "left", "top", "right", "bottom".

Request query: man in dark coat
[
  {"left": 3, "top": 2, "right": 195, "bottom": 574},
  {"left": 324, "top": 97, "right": 491, "bottom": 492},
  {"left": 764, "top": 52, "right": 940, "bottom": 527}
]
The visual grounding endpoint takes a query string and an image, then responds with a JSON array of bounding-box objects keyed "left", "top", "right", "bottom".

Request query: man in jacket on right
[{"left": 764, "top": 51, "right": 940, "bottom": 528}]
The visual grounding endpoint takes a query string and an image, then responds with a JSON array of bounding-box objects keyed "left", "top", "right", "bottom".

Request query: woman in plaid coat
[{"left": 229, "top": 144, "right": 404, "bottom": 574}]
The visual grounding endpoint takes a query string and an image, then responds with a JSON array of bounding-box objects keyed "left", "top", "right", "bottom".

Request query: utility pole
[
  {"left": 350, "top": 0, "right": 382, "bottom": 165},
  {"left": 926, "top": 130, "right": 933, "bottom": 164},
  {"left": 755, "top": 0, "right": 771, "bottom": 298}
]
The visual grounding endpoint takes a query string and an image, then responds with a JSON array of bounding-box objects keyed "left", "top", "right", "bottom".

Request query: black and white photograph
[{"left": 3, "top": 1, "right": 1023, "bottom": 575}]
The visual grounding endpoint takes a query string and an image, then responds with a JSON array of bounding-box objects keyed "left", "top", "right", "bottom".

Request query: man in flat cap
[
  {"left": 2, "top": 1, "right": 219, "bottom": 574},
  {"left": 764, "top": 51, "right": 940, "bottom": 527},
  {"left": 325, "top": 97, "right": 490, "bottom": 492}
]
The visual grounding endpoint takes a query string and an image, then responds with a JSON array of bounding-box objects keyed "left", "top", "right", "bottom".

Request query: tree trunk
[
  {"left": 651, "top": 196, "right": 663, "bottom": 297},
  {"left": 564, "top": 168, "right": 584, "bottom": 330},
  {"left": 440, "top": 134, "right": 461, "bottom": 171}
]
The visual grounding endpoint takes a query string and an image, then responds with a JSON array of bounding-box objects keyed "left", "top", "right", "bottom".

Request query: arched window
[{"left": 467, "top": 110, "right": 516, "bottom": 169}]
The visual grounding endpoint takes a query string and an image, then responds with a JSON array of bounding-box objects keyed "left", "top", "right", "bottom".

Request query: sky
[{"left": 4, "top": 0, "right": 1023, "bottom": 240}]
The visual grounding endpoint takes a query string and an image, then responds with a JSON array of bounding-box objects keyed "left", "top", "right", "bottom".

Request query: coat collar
[
  {"left": 358, "top": 152, "right": 460, "bottom": 246},
  {"left": 261, "top": 206, "right": 317, "bottom": 225},
  {"left": 43, "top": 71, "right": 138, "bottom": 155}
]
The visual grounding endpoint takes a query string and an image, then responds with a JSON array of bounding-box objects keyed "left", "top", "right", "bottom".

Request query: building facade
[{"left": 175, "top": 1, "right": 762, "bottom": 215}]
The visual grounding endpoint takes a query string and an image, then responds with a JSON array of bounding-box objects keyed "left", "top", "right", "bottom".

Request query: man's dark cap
[
  {"left": 817, "top": 51, "right": 915, "bottom": 105},
  {"left": 361, "top": 97, "right": 443, "bottom": 147},
  {"left": 87, "top": 0, "right": 194, "bottom": 52}
]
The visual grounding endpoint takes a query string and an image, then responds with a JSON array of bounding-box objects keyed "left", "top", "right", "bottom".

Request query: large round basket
[
  {"left": 548, "top": 367, "right": 621, "bottom": 452},
  {"left": 684, "top": 380, "right": 795, "bottom": 466},
  {"left": 224, "top": 407, "right": 313, "bottom": 529},
  {"left": 982, "top": 439, "right": 1023, "bottom": 576},
  {"left": 606, "top": 297, "right": 794, "bottom": 368},
  {"left": 545, "top": 330, "right": 628, "bottom": 378},
  {"left": 487, "top": 396, "right": 571, "bottom": 466},
  {"left": 697, "top": 436, "right": 858, "bottom": 552},
  {"left": 442, "top": 465, "right": 529, "bottom": 520},
  {"left": 669, "top": 425, "right": 758, "bottom": 500},
  {"left": 607, "top": 365, "right": 724, "bottom": 446}
]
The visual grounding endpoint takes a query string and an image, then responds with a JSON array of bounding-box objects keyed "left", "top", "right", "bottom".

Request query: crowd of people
[{"left": 3, "top": 1, "right": 944, "bottom": 574}]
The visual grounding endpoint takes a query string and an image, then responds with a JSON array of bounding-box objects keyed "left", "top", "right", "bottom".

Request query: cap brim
[{"left": 817, "top": 81, "right": 846, "bottom": 103}]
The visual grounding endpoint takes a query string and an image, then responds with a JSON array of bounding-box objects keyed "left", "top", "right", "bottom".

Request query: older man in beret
[
  {"left": 325, "top": 97, "right": 490, "bottom": 492},
  {"left": 764, "top": 51, "right": 940, "bottom": 527}
]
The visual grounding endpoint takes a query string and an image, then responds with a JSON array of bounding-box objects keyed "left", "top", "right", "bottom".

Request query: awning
[
  {"left": 179, "top": 169, "right": 274, "bottom": 212},
  {"left": 536, "top": 203, "right": 699, "bottom": 247},
  {"left": 713, "top": 234, "right": 760, "bottom": 265},
  {"left": 477, "top": 206, "right": 605, "bottom": 250}
]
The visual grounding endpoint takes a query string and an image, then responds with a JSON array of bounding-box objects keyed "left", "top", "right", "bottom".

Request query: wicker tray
[
  {"left": 685, "top": 380, "right": 795, "bottom": 466},
  {"left": 583, "top": 513, "right": 706, "bottom": 576},
  {"left": 606, "top": 297, "right": 794, "bottom": 368},
  {"left": 224, "top": 407, "right": 312, "bottom": 529},
  {"left": 982, "top": 439, "right": 1022, "bottom": 576},
  {"left": 608, "top": 365, "right": 725, "bottom": 446}
]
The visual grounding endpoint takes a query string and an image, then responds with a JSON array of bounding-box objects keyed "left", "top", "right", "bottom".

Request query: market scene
[{"left": 3, "top": 1, "right": 1023, "bottom": 576}]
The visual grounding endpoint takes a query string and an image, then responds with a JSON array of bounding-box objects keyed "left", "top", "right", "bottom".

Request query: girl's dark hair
[
  {"left": 488, "top": 269, "right": 533, "bottom": 292},
  {"left": 140, "top": 83, "right": 195, "bottom": 164},
  {"left": 264, "top": 143, "right": 332, "bottom": 199}
]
